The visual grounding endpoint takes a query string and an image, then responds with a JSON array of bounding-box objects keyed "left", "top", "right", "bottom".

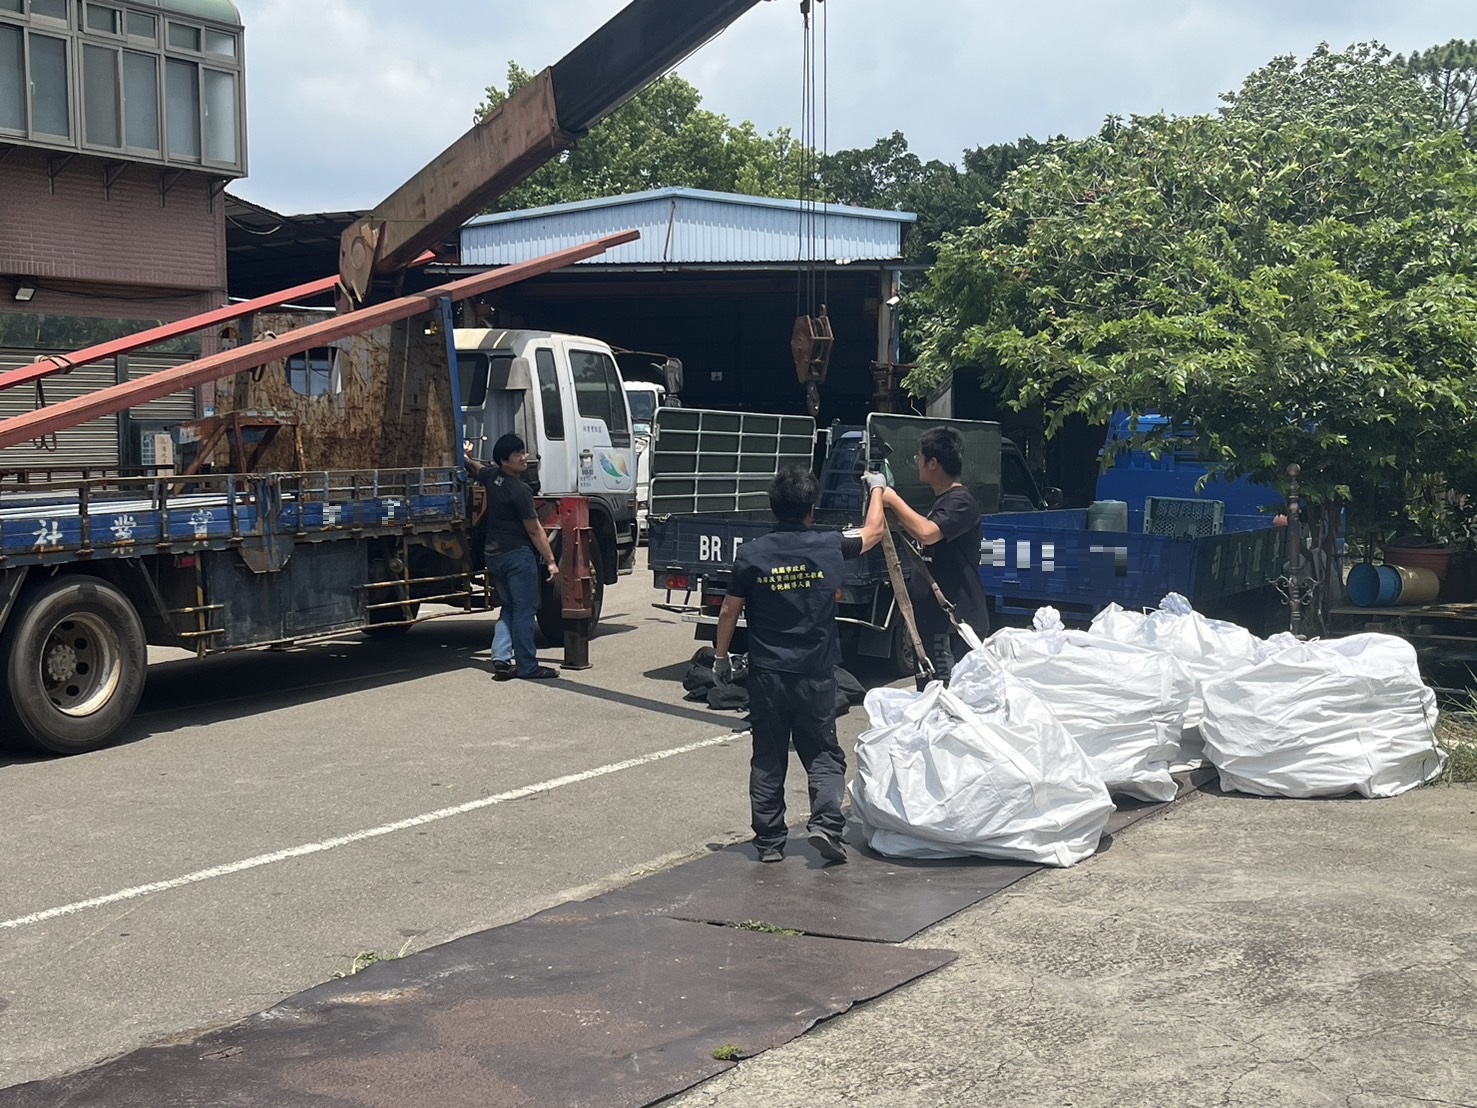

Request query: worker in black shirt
[
  {"left": 880, "top": 426, "right": 990, "bottom": 679},
  {"left": 464, "top": 434, "right": 560, "bottom": 681},
  {"left": 714, "top": 467, "right": 886, "bottom": 864}
]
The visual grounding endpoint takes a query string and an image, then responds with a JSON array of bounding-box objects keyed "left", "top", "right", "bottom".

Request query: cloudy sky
[{"left": 231, "top": 0, "right": 1473, "bottom": 216}]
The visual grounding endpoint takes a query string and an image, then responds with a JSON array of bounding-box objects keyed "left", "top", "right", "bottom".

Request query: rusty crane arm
[{"left": 338, "top": 0, "right": 766, "bottom": 302}]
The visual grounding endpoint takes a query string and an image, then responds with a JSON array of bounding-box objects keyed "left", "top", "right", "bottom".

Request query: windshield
[{"left": 627, "top": 391, "right": 658, "bottom": 425}]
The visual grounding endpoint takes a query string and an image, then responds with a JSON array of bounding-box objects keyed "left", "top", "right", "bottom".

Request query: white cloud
[{"left": 232, "top": 0, "right": 1475, "bottom": 214}]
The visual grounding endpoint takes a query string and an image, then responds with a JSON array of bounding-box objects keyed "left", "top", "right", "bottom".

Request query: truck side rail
[{"left": 0, "top": 466, "right": 465, "bottom": 568}]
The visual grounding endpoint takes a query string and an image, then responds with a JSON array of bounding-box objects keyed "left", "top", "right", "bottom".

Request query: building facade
[{"left": 0, "top": 0, "right": 245, "bottom": 468}]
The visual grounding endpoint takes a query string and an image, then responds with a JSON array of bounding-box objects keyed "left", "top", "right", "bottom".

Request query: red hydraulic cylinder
[{"left": 0, "top": 231, "right": 639, "bottom": 452}]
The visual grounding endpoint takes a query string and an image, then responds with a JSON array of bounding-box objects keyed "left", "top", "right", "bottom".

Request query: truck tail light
[
  {"left": 665, "top": 574, "right": 692, "bottom": 591},
  {"left": 701, "top": 594, "right": 724, "bottom": 609}
]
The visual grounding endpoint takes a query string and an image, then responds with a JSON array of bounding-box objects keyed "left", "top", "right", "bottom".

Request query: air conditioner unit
[{"left": 1144, "top": 496, "right": 1224, "bottom": 538}]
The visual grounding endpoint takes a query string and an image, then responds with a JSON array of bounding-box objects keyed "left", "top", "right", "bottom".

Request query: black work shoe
[
  {"left": 807, "top": 828, "right": 847, "bottom": 864},
  {"left": 492, "top": 660, "right": 515, "bottom": 681},
  {"left": 518, "top": 665, "right": 559, "bottom": 680},
  {"left": 756, "top": 846, "right": 784, "bottom": 864}
]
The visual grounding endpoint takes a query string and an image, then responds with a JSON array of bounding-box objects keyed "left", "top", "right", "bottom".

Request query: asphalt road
[{"left": 0, "top": 570, "right": 881, "bottom": 1089}]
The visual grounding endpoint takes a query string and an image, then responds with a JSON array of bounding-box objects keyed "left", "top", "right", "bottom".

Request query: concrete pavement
[{"left": 666, "top": 783, "right": 1477, "bottom": 1108}]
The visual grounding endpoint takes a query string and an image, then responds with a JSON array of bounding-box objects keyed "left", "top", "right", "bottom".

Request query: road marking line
[{"left": 0, "top": 732, "right": 742, "bottom": 932}]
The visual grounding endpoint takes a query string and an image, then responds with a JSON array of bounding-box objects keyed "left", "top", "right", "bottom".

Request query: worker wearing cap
[
  {"left": 464, "top": 434, "right": 560, "bottom": 681},
  {"left": 713, "top": 467, "right": 886, "bottom": 865}
]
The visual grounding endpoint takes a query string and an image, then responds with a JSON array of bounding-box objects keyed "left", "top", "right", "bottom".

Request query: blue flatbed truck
[{"left": 649, "top": 410, "right": 1290, "bottom": 670}]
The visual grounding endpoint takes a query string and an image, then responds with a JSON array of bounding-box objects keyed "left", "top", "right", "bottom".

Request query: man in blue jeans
[{"left": 464, "top": 434, "right": 560, "bottom": 681}]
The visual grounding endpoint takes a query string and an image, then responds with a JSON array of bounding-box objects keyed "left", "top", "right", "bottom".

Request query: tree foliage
[
  {"left": 1399, "top": 38, "right": 1477, "bottom": 145},
  {"left": 906, "top": 44, "right": 1477, "bottom": 539},
  {"left": 819, "top": 131, "right": 1054, "bottom": 266},
  {"left": 473, "top": 65, "right": 808, "bottom": 211}
]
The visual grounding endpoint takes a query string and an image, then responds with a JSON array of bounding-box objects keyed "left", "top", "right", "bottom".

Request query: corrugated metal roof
[{"left": 461, "top": 187, "right": 916, "bottom": 268}]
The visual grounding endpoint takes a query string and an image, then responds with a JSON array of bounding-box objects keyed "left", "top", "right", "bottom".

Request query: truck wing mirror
[{"left": 663, "top": 357, "right": 684, "bottom": 396}]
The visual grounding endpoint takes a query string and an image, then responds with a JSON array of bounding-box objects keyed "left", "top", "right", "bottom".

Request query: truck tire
[
  {"left": 891, "top": 616, "right": 920, "bottom": 679},
  {"left": 537, "top": 547, "right": 605, "bottom": 646},
  {"left": 364, "top": 602, "right": 420, "bottom": 638},
  {"left": 0, "top": 576, "right": 147, "bottom": 755}
]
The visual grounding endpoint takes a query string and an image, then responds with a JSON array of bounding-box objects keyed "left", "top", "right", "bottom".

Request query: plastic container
[
  {"left": 1087, "top": 500, "right": 1128, "bottom": 532},
  {"left": 1346, "top": 563, "right": 1401, "bottom": 608},
  {"left": 1392, "top": 565, "right": 1440, "bottom": 605},
  {"left": 1382, "top": 543, "right": 1453, "bottom": 587}
]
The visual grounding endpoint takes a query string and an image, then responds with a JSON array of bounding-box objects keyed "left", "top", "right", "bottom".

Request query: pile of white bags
[
  {"left": 1089, "top": 593, "right": 1262, "bottom": 767},
  {"left": 849, "top": 651, "right": 1112, "bottom": 867},
  {"left": 1199, "top": 633, "right": 1448, "bottom": 798},
  {"left": 980, "top": 608, "right": 1191, "bottom": 802}
]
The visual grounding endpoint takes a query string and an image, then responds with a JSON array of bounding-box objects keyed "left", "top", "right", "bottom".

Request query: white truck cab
[
  {"left": 455, "top": 328, "right": 639, "bottom": 575},
  {"left": 624, "top": 379, "right": 667, "bottom": 535}
]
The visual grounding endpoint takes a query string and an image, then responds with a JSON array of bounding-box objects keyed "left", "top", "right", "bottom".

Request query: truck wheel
[
  {"left": 537, "top": 548, "right": 605, "bottom": 646},
  {"left": 364, "top": 602, "right": 420, "bottom": 639},
  {"left": 891, "top": 617, "right": 920, "bottom": 679},
  {"left": 0, "top": 576, "right": 147, "bottom": 755}
]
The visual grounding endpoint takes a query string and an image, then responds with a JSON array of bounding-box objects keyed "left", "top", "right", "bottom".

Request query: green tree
[
  {"left": 820, "top": 131, "right": 1054, "bottom": 265},
  {"left": 1398, "top": 38, "right": 1477, "bottom": 144},
  {"left": 473, "top": 65, "right": 809, "bottom": 210},
  {"left": 907, "top": 44, "right": 1477, "bottom": 552}
]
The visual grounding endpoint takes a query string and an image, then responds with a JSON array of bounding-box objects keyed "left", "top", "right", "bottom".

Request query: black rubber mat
[
  {"left": 0, "top": 911, "right": 952, "bottom": 1108},
  {"left": 581, "top": 767, "right": 1216, "bottom": 944}
]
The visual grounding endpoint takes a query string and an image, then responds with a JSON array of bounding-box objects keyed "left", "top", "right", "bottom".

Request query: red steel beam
[
  {"left": 0, "top": 251, "right": 438, "bottom": 395},
  {"left": 0, "top": 231, "right": 639, "bottom": 452}
]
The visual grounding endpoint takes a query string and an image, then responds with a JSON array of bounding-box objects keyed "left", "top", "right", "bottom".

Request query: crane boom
[{"left": 339, "top": 0, "right": 765, "bottom": 302}]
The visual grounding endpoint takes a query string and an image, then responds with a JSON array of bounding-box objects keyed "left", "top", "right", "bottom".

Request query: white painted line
[{"left": 1, "top": 732, "right": 743, "bottom": 932}]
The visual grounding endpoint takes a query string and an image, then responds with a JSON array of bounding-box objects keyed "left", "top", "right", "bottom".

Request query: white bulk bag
[
  {"left": 1090, "top": 593, "right": 1263, "bottom": 766},
  {"left": 1199, "top": 633, "right": 1447, "bottom": 798},
  {"left": 849, "top": 655, "right": 1112, "bottom": 868},
  {"left": 980, "top": 608, "right": 1190, "bottom": 802}
]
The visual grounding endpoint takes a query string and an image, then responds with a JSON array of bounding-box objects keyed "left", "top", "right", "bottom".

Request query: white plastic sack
[
  {"left": 1091, "top": 593, "right": 1262, "bottom": 728},
  {"left": 1089, "top": 593, "right": 1263, "bottom": 768},
  {"left": 980, "top": 607, "right": 1191, "bottom": 802},
  {"left": 1199, "top": 633, "right": 1447, "bottom": 798},
  {"left": 849, "top": 655, "right": 1112, "bottom": 867}
]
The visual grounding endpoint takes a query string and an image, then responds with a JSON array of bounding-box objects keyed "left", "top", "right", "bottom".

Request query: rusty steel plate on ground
[{"left": 0, "top": 913, "right": 953, "bottom": 1108}]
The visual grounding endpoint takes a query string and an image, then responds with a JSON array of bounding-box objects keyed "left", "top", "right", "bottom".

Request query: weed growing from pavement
[
  {"left": 736, "top": 920, "right": 803, "bottom": 936},
  {"left": 332, "top": 937, "right": 415, "bottom": 978},
  {"left": 711, "top": 1044, "right": 743, "bottom": 1061},
  {"left": 1437, "top": 714, "right": 1477, "bottom": 784}
]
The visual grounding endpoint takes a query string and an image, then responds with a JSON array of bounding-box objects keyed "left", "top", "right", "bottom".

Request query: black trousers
[{"left": 747, "top": 668, "right": 846, "bottom": 850}]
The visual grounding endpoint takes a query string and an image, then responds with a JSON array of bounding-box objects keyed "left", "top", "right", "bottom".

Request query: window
[
  {"left": 166, "top": 21, "right": 198, "bottom": 51},
  {"left": 84, "top": 4, "right": 120, "bottom": 35},
  {"left": 82, "top": 44, "right": 119, "bottom": 147},
  {"left": 28, "top": 0, "right": 67, "bottom": 21},
  {"left": 570, "top": 350, "right": 630, "bottom": 447},
  {"left": 122, "top": 50, "right": 158, "bottom": 151},
  {"left": 204, "top": 29, "right": 234, "bottom": 58},
  {"left": 29, "top": 33, "right": 69, "bottom": 137},
  {"left": 0, "top": 25, "right": 23, "bottom": 131},
  {"left": 164, "top": 56, "right": 198, "bottom": 158},
  {"left": 287, "top": 350, "right": 336, "bottom": 397},
  {"left": 456, "top": 353, "right": 489, "bottom": 409},
  {"left": 202, "top": 67, "right": 234, "bottom": 163},
  {"left": 125, "top": 11, "right": 155, "bottom": 41},
  {"left": 534, "top": 349, "right": 564, "bottom": 441},
  {"left": 0, "top": 5, "right": 243, "bottom": 173}
]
